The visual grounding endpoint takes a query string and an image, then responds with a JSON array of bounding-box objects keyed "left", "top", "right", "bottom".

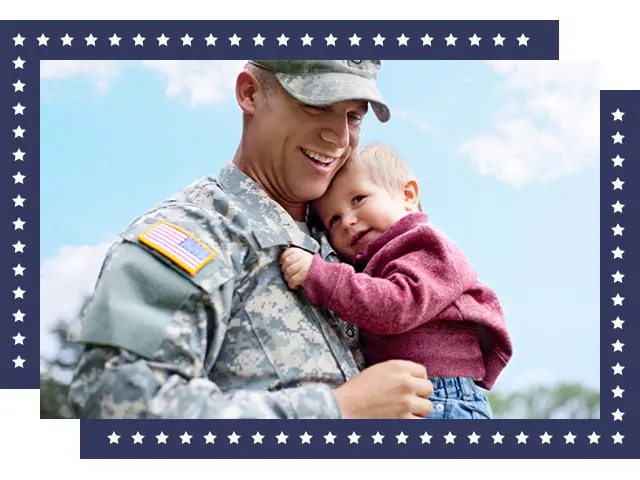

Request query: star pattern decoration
[
  {"left": 372, "top": 432, "right": 384, "bottom": 444},
  {"left": 180, "top": 431, "right": 192, "bottom": 444},
  {"left": 156, "top": 432, "right": 168, "bottom": 444},
  {"left": 611, "top": 409, "right": 624, "bottom": 421},
  {"left": 396, "top": 432, "right": 408, "bottom": 444},
  {"left": 468, "top": 432, "right": 480, "bottom": 444},
  {"left": 492, "top": 432, "right": 504, "bottom": 444},
  {"left": 563, "top": 432, "right": 576, "bottom": 444},
  {"left": 276, "top": 432, "right": 288, "bottom": 444},
  {"left": 348, "top": 432, "right": 360, "bottom": 444},
  {"left": 108, "top": 432, "right": 120, "bottom": 444},
  {"left": 516, "top": 432, "right": 528, "bottom": 444},
  {"left": 420, "top": 432, "right": 432, "bottom": 444},
  {"left": 611, "top": 154, "right": 624, "bottom": 167},
  {"left": 324, "top": 432, "right": 336, "bottom": 444},
  {"left": 444, "top": 432, "right": 456, "bottom": 444},
  {"left": 204, "top": 432, "right": 216, "bottom": 444},
  {"left": 612, "top": 386, "right": 625, "bottom": 398},
  {"left": 252, "top": 431, "right": 264, "bottom": 444},
  {"left": 228, "top": 432, "right": 240, "bottom": 444},
  {"left": 540, "top": 432, "right": 552, "bottom": 444},
  {"left": 300, "top": 432, "right": 312, "bottom": 444},
  {"left": 325, "top": 34, "right": 337, "bottom": 46}
]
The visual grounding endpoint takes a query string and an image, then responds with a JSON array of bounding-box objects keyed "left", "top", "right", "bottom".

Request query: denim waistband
[{"left": 429, "top": 376, "right": 479, "bottom": 399}]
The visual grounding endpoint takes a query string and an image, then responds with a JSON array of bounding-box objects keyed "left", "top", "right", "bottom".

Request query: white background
[{"left": 1, "top": 0, "right": 638, "bottom": 476}]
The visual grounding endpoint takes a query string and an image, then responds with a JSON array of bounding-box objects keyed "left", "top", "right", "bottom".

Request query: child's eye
[
  {"left": 328, "top": 215, "right": 340, "bottom": 227},
  {"left": 352, "top": 195, "right": 365, "bottom": 205}
]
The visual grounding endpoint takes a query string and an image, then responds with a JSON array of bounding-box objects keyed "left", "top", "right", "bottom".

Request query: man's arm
[{"left": 301, "top": 226, "right": 478, "bottom": 335}]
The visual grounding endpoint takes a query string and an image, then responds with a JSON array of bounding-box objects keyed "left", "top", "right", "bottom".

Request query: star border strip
[{"left": 2, "top": 20, "right": 638, "bottom": 460}]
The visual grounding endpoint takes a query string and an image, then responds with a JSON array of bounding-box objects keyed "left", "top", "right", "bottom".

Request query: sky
[{"left": 39, "top": 59, "right": 601, "bottom": 394}]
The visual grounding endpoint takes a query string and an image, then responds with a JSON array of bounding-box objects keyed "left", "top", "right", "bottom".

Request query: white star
[
  {"left": 397, "top": 34, "right": 409, "bottom": 46},
  {"left": 13, "top": 80, "right": 26, "bottom": 92},
  {"left": 61, "top": 34, "right": 73, "bottom": 46},
  {"left": 516, "top": 432, "right": 528, "bottom": 444},
  {"left": 13, "top": 287, "right": 26, "bottom": 299},
  {"left": 612, "top": 247, "right": 624, "bottom": 259},
  {"left": 612, "top": 178, "right": 624, "bottom": 190},
  {"left": 228, "top": 432, "right": 240, "bottom": 444},
  {"left": 468, "top": 432, "right": 480, "bottom": 444},
  {"left": 612, "top": 385, "right": 624, "bottom": 398},
  {"left": 612, "top": 432, "right": 624, "bottom": 444},
  {"left": 13, "top": 34, "right": 26, "bottom": 46},
  {"left": 612, "top": 154, "right": 624, "bottom": 167},
  {"left": 13, "top": 310, "right": 25, "bottom": 322},
  {"left": 492, "top": 432, "right": 504, "bottom": 444},
  {"left": 180, "top": 431, "right": 192, "bottom": 444},
  {"left": 421, "top": 33, "right": 433, "bottom": 46},
  {"left": 420, "top": 431, "right": 432, "bottom": 444},
  {"left": 445, "top": 34, "right": 457, "bottom": 46},
  {"left": 612, "top": 109, "right": 624, "bottom": 121},
  {"left": 132, "top": 432, "right": 144, "bottom": 444},
  {"left": 325, "top": 34, "right": 337, "bottom": 46},
  {"left": 540, "top": 432, "right": 552, "bottom": 444},
  {"left": 13, "top": 241, "right": 26, "bottom": 253},
  {"left": 13, "top": 333, "right": 25, "bottom": 345},
  {"left": 612, "top": 293, "right": 624, "bottom": 306},
  {"left": 612, "top": 409, "right": 624, "bottom": 421},
  {"left": 276, "top": 432, "right": 288, "bottom": 444},
  {"left": 372, "top": 432, "right": 384, "bottom": 444},
  {"left": 229, "top": 34, "right": 241, "bottom": 46},
  {"left": 612, "top": 362, "right": 624, "bottom": 375},
  {"left": 373, "top": 34, "right": 385, "bottom": 46},
  {"left": 13, "top": 356, "right": 25, "bottom": 368},
  {"left": 204, "top": 432, "right": 216, "bottom": 444},
  {"left": 252, "top": 431, "right": 264, "bottom": 444},
  {"left": 13, "top": 56, "right": 25, "bottom": 69},
  {"left": 300, "top": 432, "right": 312, "bottom": 444},
  {"left": 157, "top": 34, "right": 169, "bottom": 46},
  {"left": 612, "top": 317, "right": 624, "bottom": 329},
  {"left": 14, "top": 149, "right": 25, "bottom": 161},
  {"left": 564, "top": 432, "right": 576, "bottom": 444},
  {"left": 588, "top": 432, "right": 600, "bottom": 444},
  {"left": 469, "top": 34, "right": 481, "bottom": 46},
  {"left": 301, "top": 34, "right": 313, "bottom": 46},
  {"left": 396, "top": 432, "right": 408, "bottom": 444},
  {"left": 611, "top": 225, "right": 624, "bottom": 236},
  {"left": 181, "top": 34, "right": 194, "bottom": 46},
  {"left": 108, "top": 432, "right": 120, "bottom": 444},
  {"left": 37, "top": 34, "right": 49, "bottom": 46},
  {"left": 156, "top": 432, "right": 168, "bottom": 443},
  {"left": 612, "top": 340, "right": 624, "bottom": 352},
  {"left": 133, "top": 34, "right": 145, "bottom": 46},
  {"left": 324, "top": 432, "right": 336, "bottom": 444},
  {"left": 13, "top": 195, "right": 26, "bottom": 207},
  {"left": 205, "top": 34, "right": 217, "bottom": 46},
  {"left": 109, "top": 34, "right": 121, "bottom": 46},
  {"left": 612, "top": 201, "right": 624, "bottom": 213},
  {"left": 252, "top": 34, "right": 265, "bottom": 46},
  {"left": 348, "top": 432, "right": 360, "bottom": 444},
  {"left": 444, "top": 432, "right": 456, "bottom": 444},
  {"left": 13, "top": 126, "right": 25, "bottom": 138},
  {"left": 13, "top": 103, "right": 25, "bottom": 115},
  {"left": 13, "top": 264, "right": 26, "bottom": 276},
  {"left": 493, "top": 34, "right": 505, "bottom": 46},
  {"left": 13, "top": 172, "right": 26, "bottom": 184},
  {"left": 612, "top": 131, "right": 624, "bottom": 144},
  {"left": 83, "top": 34, "right": 97, "bottom": 46},
  {"left": 349, "top": 34, "right": 361, "bottom": 46},
  {"left": 13, "top": 218, "right": 26, "bottom": 230},
  {"left": 276, "top": 34, "right": 289, "bottom": 46},
  {"left": 517, "top": 34, "right": 529, "bottom": 46}
]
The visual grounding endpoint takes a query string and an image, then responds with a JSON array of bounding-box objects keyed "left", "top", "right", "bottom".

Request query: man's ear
[
  {"left": 235, "top": 71, "right": 259, "bottom": 117},
  {"left": 403, "top": 179, "right": 420, "bottom": 212}
]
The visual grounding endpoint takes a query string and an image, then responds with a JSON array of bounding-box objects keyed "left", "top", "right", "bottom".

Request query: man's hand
[
  {"left": 279, "top": 247, "right": 314, "bottom": 289},
  {"left": 332, "top": 360, "right": 434, "bottom": 419}
]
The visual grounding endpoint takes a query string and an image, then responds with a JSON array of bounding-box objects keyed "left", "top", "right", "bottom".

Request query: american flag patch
[{"left": 138, "top": 221, "right": 216, "bottom": 275}]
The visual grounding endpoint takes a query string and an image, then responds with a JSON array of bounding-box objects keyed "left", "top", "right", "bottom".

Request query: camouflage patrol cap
[{"left": 248, "top": 60, "right": 390, "bottom": 123}]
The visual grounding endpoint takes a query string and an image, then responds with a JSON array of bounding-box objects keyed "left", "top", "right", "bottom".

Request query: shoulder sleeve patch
[{"left": 138, "top": 220, "right": 216, "bottom": 276}]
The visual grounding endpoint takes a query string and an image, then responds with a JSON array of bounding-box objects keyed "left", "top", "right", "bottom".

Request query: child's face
[{"left": 314, "top": 163, "right": 413, "bottom": 261}]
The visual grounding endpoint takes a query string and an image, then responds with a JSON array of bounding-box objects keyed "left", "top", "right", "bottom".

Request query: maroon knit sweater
[{"left": 303, "top": 212, "right": 512, "bottom": 390}]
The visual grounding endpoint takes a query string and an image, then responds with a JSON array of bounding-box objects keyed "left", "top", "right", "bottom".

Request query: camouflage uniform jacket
[{"left": 68, "top": 163, "right": 364, "bottom": 419}]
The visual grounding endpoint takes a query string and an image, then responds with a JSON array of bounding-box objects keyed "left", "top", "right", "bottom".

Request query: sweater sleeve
[{"left": 302, "top": 226, "right": 478, "bottom": 335}]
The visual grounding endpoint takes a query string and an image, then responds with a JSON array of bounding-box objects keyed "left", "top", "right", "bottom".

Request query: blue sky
[{"left": 39, "top": 59, "right": 600, "bottom": 394}]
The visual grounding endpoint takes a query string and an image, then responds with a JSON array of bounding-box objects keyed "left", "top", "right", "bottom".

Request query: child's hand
[{"left": 279, "top": 247, "right": 314, "bottom": 290}]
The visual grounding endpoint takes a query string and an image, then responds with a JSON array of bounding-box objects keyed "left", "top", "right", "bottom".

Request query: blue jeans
[{"left": 425, "top": 377, "right": 493, "bottom": 419}]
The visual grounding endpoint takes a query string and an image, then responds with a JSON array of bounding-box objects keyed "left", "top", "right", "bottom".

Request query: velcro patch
[{"left": 138, "top": 220, "right": 216, "bottom": 275}]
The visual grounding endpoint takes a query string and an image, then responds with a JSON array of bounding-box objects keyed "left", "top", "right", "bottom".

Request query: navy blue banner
[{"left": 1, "top": 19, "right": 637, "bottom": 460}]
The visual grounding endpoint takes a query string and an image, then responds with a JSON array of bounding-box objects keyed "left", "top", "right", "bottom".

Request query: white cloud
[
  {"left": 458, "top": 60, "right": 600, "bottom": 188},
  {"left": 394, "top": 108, "right": 430, "bottom": 132},
  {"left": 40, "top": 60, "right": 247, "bottom": 105},
  {"left": 40, "top": 60, "right": 123, "bottom": 92},
  {"left": 139, "top": 60, "right": 247, "bottom": 106},
  {"left": 39, "top": 239, "right": 115, "bottom": 362}
]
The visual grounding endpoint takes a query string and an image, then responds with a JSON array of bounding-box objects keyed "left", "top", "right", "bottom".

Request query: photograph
[{"left": 37, "top": 58, "right": 600, "bottom": 421}]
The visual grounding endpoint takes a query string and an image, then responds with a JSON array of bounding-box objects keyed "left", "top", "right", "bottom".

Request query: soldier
[{"left": 68, "top": 60, "right": 434, "bottom": 419}]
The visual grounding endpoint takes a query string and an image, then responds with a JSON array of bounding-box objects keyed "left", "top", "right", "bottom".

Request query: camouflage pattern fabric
[{"left": 67, "top": 163, "right": 364, "bottom": 419}]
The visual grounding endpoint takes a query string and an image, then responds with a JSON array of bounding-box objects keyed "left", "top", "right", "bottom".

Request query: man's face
[{"left": 251, "top": 82, "right": 369, "bottom": 207}]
